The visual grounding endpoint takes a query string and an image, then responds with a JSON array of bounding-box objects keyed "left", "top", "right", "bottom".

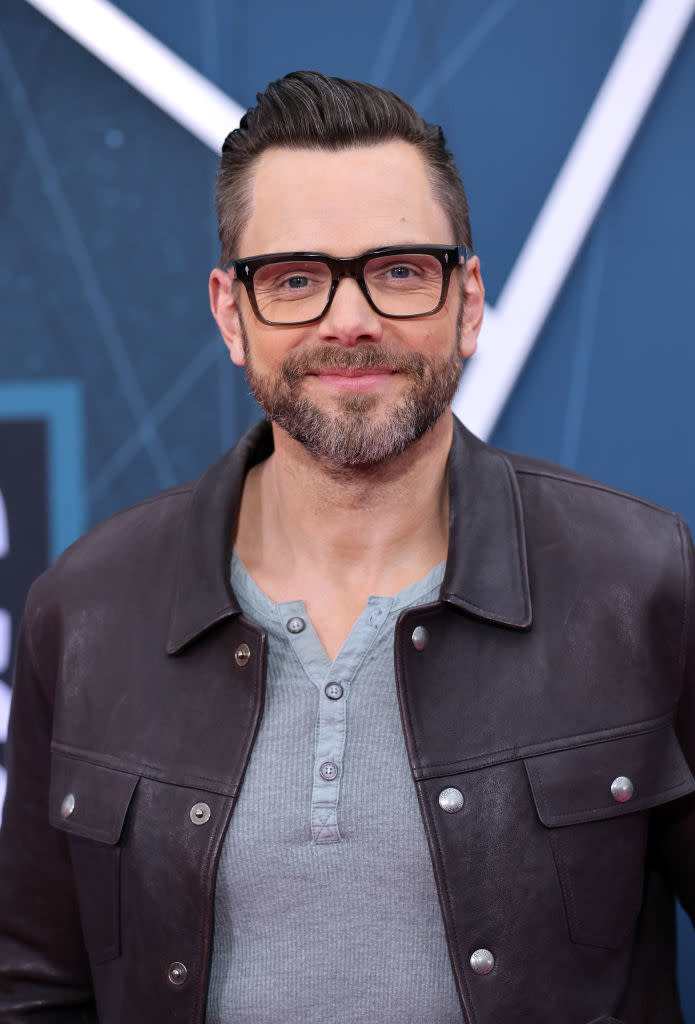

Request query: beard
[{"left": 240, "top": 312, "right": 463, "bottom": 467}]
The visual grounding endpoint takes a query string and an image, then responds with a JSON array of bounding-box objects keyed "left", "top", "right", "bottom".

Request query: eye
[
  {"left": 386, "top": 265, "right": 414, "bottom": 279},
  {"left": 285, "top": 275, "right": 310, "bottom": 290}
]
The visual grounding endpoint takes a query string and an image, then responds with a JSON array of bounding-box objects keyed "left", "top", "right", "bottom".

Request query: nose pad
[
  {"left": 318, "top": 276, "right": 381, "bottom": 339},
  {"left": 324, "top": 274, "right": 374, "bottom": 319}
]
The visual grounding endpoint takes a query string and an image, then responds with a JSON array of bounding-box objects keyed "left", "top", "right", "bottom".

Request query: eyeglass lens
[{"left": 253, "top": 252, "right": 445, "bottom": 323}]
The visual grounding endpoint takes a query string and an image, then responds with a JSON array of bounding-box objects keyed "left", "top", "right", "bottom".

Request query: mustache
[{"left": 280, "top": 345, "right": 425, "bottom": 383}]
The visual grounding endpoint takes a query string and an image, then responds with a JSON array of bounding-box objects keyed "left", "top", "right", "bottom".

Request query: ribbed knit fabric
[{"left": 205, "top": 553, "right": 463, "bottom": 1024}]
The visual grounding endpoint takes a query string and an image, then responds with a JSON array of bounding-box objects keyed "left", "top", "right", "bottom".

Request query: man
[{"left": 1, "top": 71, "right": 694, "bottom": 1024}]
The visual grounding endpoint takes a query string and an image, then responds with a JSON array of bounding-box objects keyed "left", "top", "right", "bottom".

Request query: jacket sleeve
[
  {"left": 652, "top": 517, "right": 695, "bottom": 923},
  {"left": 0, "top": 591, "right": 97, "bottom": 1022}
]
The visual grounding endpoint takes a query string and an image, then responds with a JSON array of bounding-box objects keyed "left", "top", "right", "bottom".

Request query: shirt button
[
  {"left": 167, "top": 961, "right": 188, "bottom": 985},
  {"left": 438, "top": 787, "right": 464, "bottom": 813},
  {"left": 610, "top": 776, "right": 634, "bottom": 803},
  {"left": 319, "top": 761, "right": 339, "bottom": 781},
  {"left": 470, "top": 948, "right": 495, "bottom": 975},
  {"left": 189, "top": 802, "right": 211, "bottom": 825},
  {"left": 324, "top": 682, "right": 344, "bottom": 700},
  {"left": 287, "top": 616, "right": 306, "bottom": 634}
]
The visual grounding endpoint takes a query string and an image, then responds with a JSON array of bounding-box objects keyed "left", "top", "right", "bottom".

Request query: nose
[{"left": 317, "top": 275, "right": 383, "bottom": 346}]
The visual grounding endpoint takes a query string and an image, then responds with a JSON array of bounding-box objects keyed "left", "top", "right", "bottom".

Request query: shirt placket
[{"left": 278, "top": 596, "right": 393, "bottom": 844}]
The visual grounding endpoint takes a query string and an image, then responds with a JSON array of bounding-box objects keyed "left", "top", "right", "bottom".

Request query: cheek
[{"left": 244, "top": 328, "right": 308, "bottom": 375}]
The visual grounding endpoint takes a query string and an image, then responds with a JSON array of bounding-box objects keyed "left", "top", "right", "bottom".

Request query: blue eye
[
  {"left": 287, "top": 275, "right": 309, "bottom": 289},
  {"left": 387, "top": 266, "right": 412, "bottom": 279}
]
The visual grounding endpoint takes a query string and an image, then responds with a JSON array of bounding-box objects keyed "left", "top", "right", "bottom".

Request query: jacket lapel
[
  {"left": 166, "top": 415, "right": 532, "bottom": 654},
  {"left": 166, "top": 420, "right": 274, "bottom": 654},
  {"left": 442, "top": 418, "right": 532, "bottom": 629}
]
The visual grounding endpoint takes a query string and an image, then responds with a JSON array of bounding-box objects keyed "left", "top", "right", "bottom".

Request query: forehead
[{"left": 238, "top": 140, "right": 453, "bottom": 256}]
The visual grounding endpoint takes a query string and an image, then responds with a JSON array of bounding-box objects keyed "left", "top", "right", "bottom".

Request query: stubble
[{"left": 240, "top": 309, "right": 463, "bottom": 467}]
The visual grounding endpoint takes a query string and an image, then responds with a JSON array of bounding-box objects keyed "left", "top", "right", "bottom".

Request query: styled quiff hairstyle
[{"left": 216, "top": 70, "right": 473, "bottom": 264}]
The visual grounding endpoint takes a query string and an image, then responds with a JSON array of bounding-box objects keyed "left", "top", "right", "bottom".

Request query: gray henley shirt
[{"left": 205, "top": 551, "right": 463, "bottom": 1024}]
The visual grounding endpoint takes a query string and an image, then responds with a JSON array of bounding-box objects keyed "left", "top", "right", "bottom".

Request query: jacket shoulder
[
  {"left": 22, "top": 479, "right": 202, "bottom": 647},
  {"left": 499, "top": 448, "right": 693, "bottom": 611},
  {"left": 53, "top": 480, "right": 196, "bottom": 580},
  {"left": 503, "top": 448, "right": 687, "bottom": 527}
]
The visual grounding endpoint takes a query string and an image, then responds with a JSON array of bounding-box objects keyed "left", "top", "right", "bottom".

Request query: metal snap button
[
  {"left": 319, "top": 761, "right": 339, "bottom": 781},
  {"left": 234, "top": 643, "right": 251, "bottom": 666},
  {"left": 60, "top": 793, "right": 76, "bottom": 819},
  {"left": 610, "top": 775, "right": 634, "bottom": 803},
  {"left": 189, "top": 802, "right": 211, "bottom": 825},
  {"left": 324, "top": 682, "right": 344, "bottom": 701},
  {"left": 438, "top": 787, "right": 464, "bottom": 813},
  {"left": 287, "top": 616, "right": 306, "bottom": 634},
  {"left": 411, "top": 625, "right": 428, "bottom": 651},
  {"left": 470, "top": 948, "right": 495, "bottom": 975},
  {"left": 167, "top": 961, "right": 188, "bottom": 986}
]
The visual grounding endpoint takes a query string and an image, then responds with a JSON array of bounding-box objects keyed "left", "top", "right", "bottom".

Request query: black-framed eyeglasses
[{"left": 223, "top": 244, "right": 472, "bottom": 326}]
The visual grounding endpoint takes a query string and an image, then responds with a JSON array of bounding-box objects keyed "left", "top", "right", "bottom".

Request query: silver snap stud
[
  {"left": 610, "top": 775, "right": 634, "bottom": 803},
  {"left": 167, "top": 961, "right": 188, "bottom": 986},
  {"left": 438, "top": 787, "right": 464, "bottom": 813},
  {"left": 319, "top": 761, "right": 339, "bottom": 781},
  {"left": 60, "top": 793, "right": 76, "bottom": 819},
  {"left": 470, "top": 948, "right": 495, "bottom": 975},
  {"left": 189, "top": 802, "right": 211, "bottom": 825},
  {"left": 324, "top": 682, "right": 344, "bottom": 701},
  {"left": 234, "top": 643, "right": 251, "bottom": 667},
  {"left": 287, "top": 616, "right": 306, "bottom": 634},
  {"left": 411, "top": 625, "right": 428, "bottom": 651}
]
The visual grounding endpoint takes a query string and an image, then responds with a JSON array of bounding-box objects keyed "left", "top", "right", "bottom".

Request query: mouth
[{"left": 308, "top": 367, "right": 398, "bottom": 392}]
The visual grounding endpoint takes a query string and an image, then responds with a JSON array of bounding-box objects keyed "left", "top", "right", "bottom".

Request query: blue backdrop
[{"left": 1, "top": 0, "right": 694, "bottom": 1013}]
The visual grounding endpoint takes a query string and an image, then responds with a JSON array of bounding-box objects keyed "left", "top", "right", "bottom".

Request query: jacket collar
[
  {"left": 167, "top": 415, "right": 531, "bottom": 654},
  {"left": 442, "top": 417, "right": 531, "bottom": 629},
  {"left": 166, "top": 421, "right": 273, "bottom": 654}
]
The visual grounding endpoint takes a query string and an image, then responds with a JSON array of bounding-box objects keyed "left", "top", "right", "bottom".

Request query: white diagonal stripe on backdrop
[
  {"left": 23, "top": 0, "right": 244, "bottom": 149},
  {"left": 455, "top": 0, "right": 695, "bottom": 438}
]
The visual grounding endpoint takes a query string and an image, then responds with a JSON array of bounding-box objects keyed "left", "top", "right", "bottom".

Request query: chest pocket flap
[
  {"left": 49, "top": 752, "right": 139, "bottom": 843},
  {"left": 524, "top": 723, "right": 695, "bottom": 827},
  {"left": 524, "top": 724, "right": 695, "bottom": 949},
  {"left": 48, "top": 753, "right": 140, "bottom": 964}
]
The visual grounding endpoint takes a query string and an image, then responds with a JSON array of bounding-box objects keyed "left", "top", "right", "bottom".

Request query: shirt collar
[{"left": 166, "top": 416, "right": 531, "bottom": 655}]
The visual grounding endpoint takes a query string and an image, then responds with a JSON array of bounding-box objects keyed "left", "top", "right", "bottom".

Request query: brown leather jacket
[{"left": 1, "top": 419, "right": 695, "bottom": 1024}]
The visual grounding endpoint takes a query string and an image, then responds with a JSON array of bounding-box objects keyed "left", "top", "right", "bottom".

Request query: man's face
[{"left": 210, "top": 141, "right": 484, "bottom": 466}]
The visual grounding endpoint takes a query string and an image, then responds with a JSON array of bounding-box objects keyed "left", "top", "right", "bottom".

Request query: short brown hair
[{"left": 216, "top": 70, "right": 473, "bottom": 263}]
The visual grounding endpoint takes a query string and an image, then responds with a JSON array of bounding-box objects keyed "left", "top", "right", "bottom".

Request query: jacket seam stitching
[
  {"left": 514, "top": 466, "right": 682, "bottom": 517},
  {"left": 426, "top": 803, "right": 478, "bottom": 1024},
  {"left": 414, "top": 713, "right": 675, "bottom": 775},
  {"left": 50, "top": 743, "right": 240, "bottom": 794},
  {"left": 533, "top": 780, "right": 692, "bottom": 823},
  {"left": 528, "top": 755, "right": 690, "bottom": 824},
  {"left": 677, "top": 518, "right": 692, "bottom": 683}
]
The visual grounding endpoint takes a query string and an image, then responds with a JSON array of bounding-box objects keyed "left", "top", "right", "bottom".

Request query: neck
[{"left": 234, "top": 411, "right": 453, "bottom": 601}]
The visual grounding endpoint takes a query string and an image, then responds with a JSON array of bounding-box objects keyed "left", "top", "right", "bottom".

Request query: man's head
[
  {"left": 216, "top": 70, "right": 473, "bottom": 264},
  {"left": 210, "top": 74, "right": 485, "bottom": 468}
]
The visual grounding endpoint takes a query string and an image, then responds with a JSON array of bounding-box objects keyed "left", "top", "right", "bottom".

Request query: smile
[{"left": 308, "top": 368, "right": 398, "bottom": 392}]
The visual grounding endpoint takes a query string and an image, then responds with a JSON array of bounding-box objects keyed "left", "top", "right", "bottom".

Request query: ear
[
  {"left": 458, "top": 254, "right": 485, "bottom": 359},
  {"left": 209, "top": 267, "right": 246, "bottom": 366}
]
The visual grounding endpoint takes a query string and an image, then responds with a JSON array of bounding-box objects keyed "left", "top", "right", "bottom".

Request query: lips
[
  {"left": 311, "top": 367, "right": 396, "bottom": 377},
  {"left": 309, "top": 367, "right": 398, "bottom": 391}
]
